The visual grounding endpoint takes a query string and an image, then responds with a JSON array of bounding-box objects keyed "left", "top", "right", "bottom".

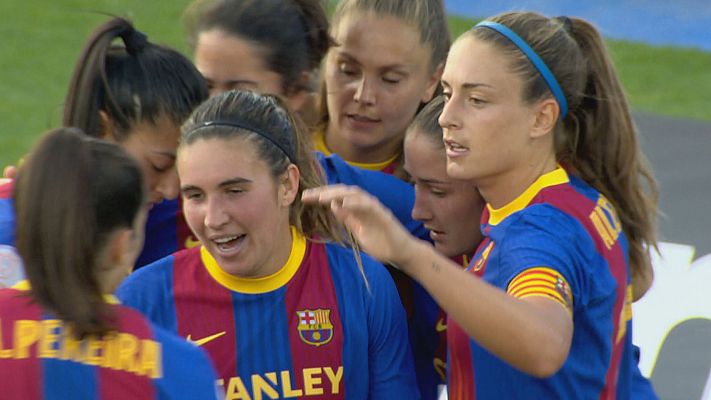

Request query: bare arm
[{"left": 303, "top": 185, "right": 573, "bottom": 377}]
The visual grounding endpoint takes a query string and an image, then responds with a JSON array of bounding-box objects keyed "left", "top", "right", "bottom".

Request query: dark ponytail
[
  {"left": 14, "top": 128, "right": 144, "bottom": 337},
  {"left": 63, "top": 17, "right": 208, "bottom": 140}
]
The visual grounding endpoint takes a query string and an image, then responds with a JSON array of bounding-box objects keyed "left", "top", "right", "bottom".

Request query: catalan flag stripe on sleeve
[{"left": 507, "top": 267, "right": 573, "bottom": 313}]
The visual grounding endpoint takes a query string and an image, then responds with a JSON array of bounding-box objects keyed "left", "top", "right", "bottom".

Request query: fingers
[{"left": 3, "top": 165, "right": 17, "bottom": 179}]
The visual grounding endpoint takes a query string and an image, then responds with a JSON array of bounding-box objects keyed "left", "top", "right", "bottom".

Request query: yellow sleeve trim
[{"left": 507, "top": 267, "right": 573, "bottom": 314}]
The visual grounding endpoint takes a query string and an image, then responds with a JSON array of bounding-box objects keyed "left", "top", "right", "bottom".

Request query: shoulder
[
  {"left": 149, "top": 323, "right": 219, "bottom": 398},
  {"left": 322, "top": 242, "right": 390, "bottom": 280},
  {"left": 117, "top": 251, "right": 185, "bottom": 306}
]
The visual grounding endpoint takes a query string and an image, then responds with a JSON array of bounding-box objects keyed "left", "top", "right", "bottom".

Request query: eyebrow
[
  {"left": 180, "top": 177, "right": 253, "bottom": 193},
  {"left": 419, "top": 177, "right": 450, "bottom": 185},
  {"left": 218, "top": 177, "right": 253, "bottom": 187},
  {"left": 404, "top": 167, "right": 449, "bottom": 185},
  {"left": 337, "top": 50, "right": 411, "bottom": 72},
  {"left": 205, "top": 78, "right": 258, "bottom": 88},
  {"left": 441, "top": 80, "right": 494, "bottom": 90}
]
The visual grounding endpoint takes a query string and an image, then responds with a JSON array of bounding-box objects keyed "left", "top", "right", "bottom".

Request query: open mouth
[
  {"left": 212, "top": 234, "right": 246, "bottom": 253},
  {"left": 444, "top": 139, "right": 469, "bottom": 154},
  {"left": 347, "top": 113, "right": 381, "bottom": 124}
]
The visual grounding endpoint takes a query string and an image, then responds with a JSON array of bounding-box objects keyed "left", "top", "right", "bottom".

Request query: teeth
[{"left": 214, "top": 235, "right": 239, "bottom": 244}]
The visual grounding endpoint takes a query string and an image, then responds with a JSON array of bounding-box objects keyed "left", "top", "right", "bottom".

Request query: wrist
[{"left": 390, "top": 238, "right": 429, "bottom": 274}]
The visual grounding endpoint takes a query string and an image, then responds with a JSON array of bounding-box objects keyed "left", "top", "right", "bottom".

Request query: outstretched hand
[
  {"left": 3, "top": 165, "right": 17, "bottom": 179},
  {"left": 302, "top": 185, "right": 419, "bottom": 268}
]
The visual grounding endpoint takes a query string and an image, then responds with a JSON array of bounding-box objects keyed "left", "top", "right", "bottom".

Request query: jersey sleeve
[
  {"left": 152, "top": 325, "right": 222, "bottom": 400},
  {"left": 498, "top": 205, "right": 593, "bottom": 313},
  {"left": 317, "top": 152, "right": 430, "bottom": 242},
  {"left": 363, "top": 257, "right": 421, "bottom": 398},
  {"left": 0, "top": 180, "right": 16, "bottom": 245},
  {"left": 117, "top": 255, "right": 179, "bottom": 331},
  {"left": 136, "top": 199, "right": 180, "bottom": 268}
]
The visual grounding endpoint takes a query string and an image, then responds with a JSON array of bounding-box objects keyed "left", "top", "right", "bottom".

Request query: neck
[
  {"left": 478, "top": 155, "right": 557, "bottom": 209},
  {"left": 324, "top": 122, "right": 402, "bottom": 164}
]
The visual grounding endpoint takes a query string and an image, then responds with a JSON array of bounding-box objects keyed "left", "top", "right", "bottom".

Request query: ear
[
  {"left": 104, "top": 228, "right": 134, "bottom": 270},
  {"left": 286, "top": 72, "right": 312, "bottom": 112},
  {"left": 529, "top": 98, "right": 560, "bottom": 139},
  {"left": 279, "top": 164, "right": 301, "bottom": 207},
  {"left": 420, "top": 61, "right": 445, "bottom": 103},
  {"left": 98, "top": 110, "right": 117, "bottom": 142}
]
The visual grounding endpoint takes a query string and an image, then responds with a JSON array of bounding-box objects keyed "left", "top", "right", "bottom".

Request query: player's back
[{"left": 0, "top": 285, "right": 219, "bottom": 400}]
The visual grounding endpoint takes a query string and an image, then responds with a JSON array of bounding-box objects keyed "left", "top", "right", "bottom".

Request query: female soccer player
[
  {"left": 184, "top": 0, "right": 330, "bottom": 122},
  {"left": 305, "top": 12, "right": 659, "bottom": 398},
  {"left": 315, "top": 0, "right": 450, "bottom": 175},
  {"left": 117, "top": 90, "right": 418, "bottom": 398},
  {"left": 0, "top": 128, "right": 218, "bottom": 399},
  {"left": 0, "top": 17, "right": 209, "bottom": 274}
]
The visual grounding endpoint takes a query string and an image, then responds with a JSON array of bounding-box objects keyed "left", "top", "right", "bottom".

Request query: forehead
[
  {"left": 404, "top": 133, "right": 447, "bottom": 176},
  {"left": 331, "top": 11, "right": 431, "bottom": 68},
  {"left": 178, "top": 137, "right": 266, "bottom": 180},
  {"left": 124, "top": 117, "right": 180, "bottom": 152},
  {"left": 443, "top": 35, "right": 522, "bottom": 88},
  {"left": 195, "top": 29, "right": 270, "bottom": 74}
]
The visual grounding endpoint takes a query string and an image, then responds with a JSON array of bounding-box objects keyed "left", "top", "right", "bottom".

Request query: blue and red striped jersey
[
  {"left": 0, "top": 180, "right": 14, "bottom": 246},
  {"left": 0, "top": 180, "right": 23, "bottom": 288},
  {"left": 447, "top": 167, "right": 640, "bottom": 399},
  {"left": 0, "top": 282, "right": 219, "bottom": 400},
  {"left": 118, "top": 230, "right": 419, "bottom": 399},
  {"left": 320, "top": 152, "right": 443, "bottom": 399}
]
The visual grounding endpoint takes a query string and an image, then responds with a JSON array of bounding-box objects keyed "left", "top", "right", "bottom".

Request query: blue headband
[{"left": 474, "top": 20, "right": 568, "bottom": 118}]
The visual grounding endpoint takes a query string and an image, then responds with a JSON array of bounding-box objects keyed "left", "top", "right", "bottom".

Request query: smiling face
[
  {"left": 116, "top": 117, "right": 180, "bottom": 205},
  {"left": 195, "top": 29, "right": 285, "bottom": 99},
  {"left": 404, "top": 131, "right": 484, "bottom": 257},
  {"left": 439, "top": 35, "right": 538, "bottom": 188},
  {"left": 323, "top": 11, "right": 440, "bottom": 163},
  {"left": 178, "top": 136, "right": 296, "bottom": 278}
]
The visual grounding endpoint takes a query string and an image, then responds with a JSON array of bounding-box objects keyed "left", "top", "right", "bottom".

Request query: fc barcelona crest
[{"left": 296, "top": 309, "right": 334, "bottom": 347}]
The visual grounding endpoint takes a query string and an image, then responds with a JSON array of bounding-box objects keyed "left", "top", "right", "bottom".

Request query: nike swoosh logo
[
  {"left": 185, "top": 235, "right": 201, "bottom": 249},
  {"left": 436, "top": 318, "right": 447, "bottom": 332},
  {"left": 187, "top": 331, "right": 226, "bottom": 346}
]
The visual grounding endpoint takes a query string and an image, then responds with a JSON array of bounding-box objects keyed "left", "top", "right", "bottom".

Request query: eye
[
  {"left": 431, "top": 188, "right": 447, "bottom": 198},
  {"left": 442, "top": 91, "right": 452, "bottom": 101},
  {"left": 382, "top": 74, "right": 402, "bottom": 85},
  {"left": 338, "top": 62, "right": 358, "bottom": 76},
  {"left": 182, "top": 191, "right": 203, "bottom": 201},
  {"left": 226, "top": 187, "right": 245, "bottom": 196},
  {"left": 468, "top": 96, "right": 487, "bottom": 106},
  {"left": 152, "top": 163, "right": 170, "bottom": 173}
]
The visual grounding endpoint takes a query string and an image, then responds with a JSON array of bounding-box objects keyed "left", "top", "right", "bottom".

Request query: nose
[
  {"left": 353, "top": 77, "right": 376, "bottom": 106},
  {"left": 204, "top": 195, "right": 229, "bottom": 230},
  {"left": 438, "top": 97, "right": 461, "bottom": 132},
  {"left": 155, "top": 169, "right": 180, "bottom": 201},
  {"left": 411, "top": 186, "right": 433, "bottom": 223}
]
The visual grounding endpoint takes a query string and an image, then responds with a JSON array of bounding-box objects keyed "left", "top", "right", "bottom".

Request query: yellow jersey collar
[
  {"left": 487, "top": 167, "right": 569, "bottom": 226},
  {"left": 201, "top": 226, "right": 307, "bottom": 294},
  {"left": 314, "top": 125, "right": 400, "bottom": 172},
  {"left": 12, "top": 280, "right": 120, "bottom": 304}
]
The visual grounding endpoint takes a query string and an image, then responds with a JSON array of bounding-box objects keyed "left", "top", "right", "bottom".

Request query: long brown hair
[
  {"left": 468, "top": 12, "right": 659, "bottom": 295},
  {"left": 14, "top": 128, "right": 144, "bottom": 337}
]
